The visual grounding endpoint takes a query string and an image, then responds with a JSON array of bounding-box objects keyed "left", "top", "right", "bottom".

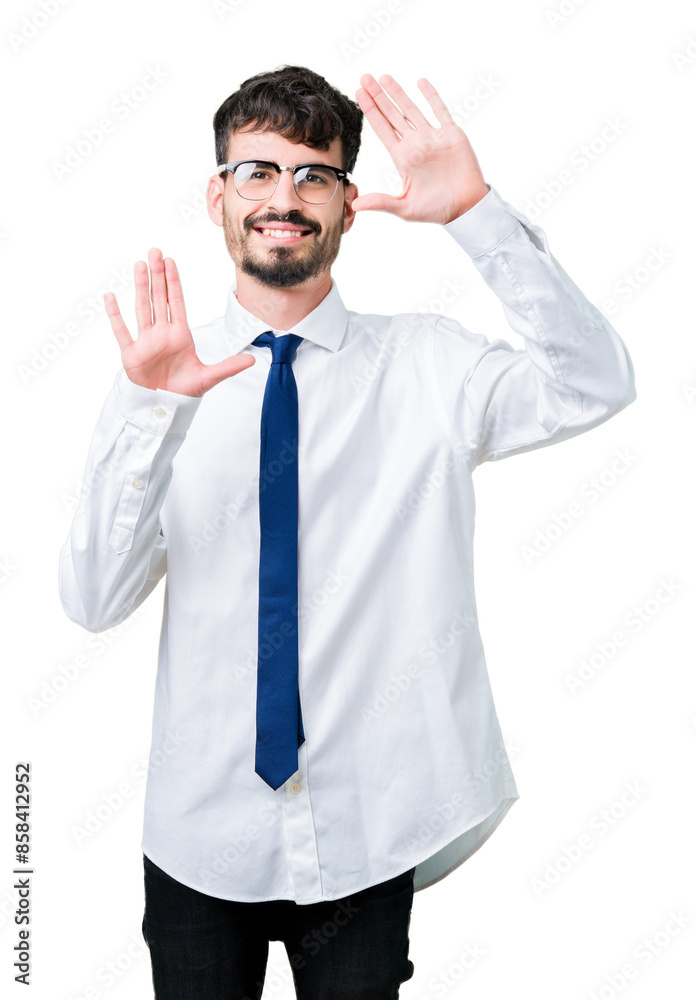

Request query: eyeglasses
[{"left": 216, "top": 160, "right": 350, "bottom": 205}]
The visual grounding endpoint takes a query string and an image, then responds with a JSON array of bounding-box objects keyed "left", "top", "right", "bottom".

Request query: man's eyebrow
[{"left": 242, "top": 159, "right": 330, "bottom": 168}]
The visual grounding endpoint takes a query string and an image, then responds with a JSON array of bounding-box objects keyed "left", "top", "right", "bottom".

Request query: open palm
[
  {"left": 104, "top": 248, "right": 255, "bottom": 398},
  {"left": 353, "top": 73, "right": 490, "bottom": 225}
]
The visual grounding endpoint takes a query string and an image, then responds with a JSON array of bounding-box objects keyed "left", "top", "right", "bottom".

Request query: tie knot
[{"left": 252, "top": 330, "right": 304, "bottom": 365}]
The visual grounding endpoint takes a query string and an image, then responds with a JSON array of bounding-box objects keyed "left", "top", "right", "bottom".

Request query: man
[{"left": 59, "top": 65, "right": 636, "bottom": 999}]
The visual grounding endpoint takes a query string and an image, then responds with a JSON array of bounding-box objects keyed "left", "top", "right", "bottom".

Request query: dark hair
[{"left": 213, "top": 65, "right": 364, "bottom": 178}]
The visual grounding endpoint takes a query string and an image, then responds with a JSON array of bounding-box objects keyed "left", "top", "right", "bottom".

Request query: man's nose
[{"left": 264, "top": 169, "right": 305, "bottom": 215}]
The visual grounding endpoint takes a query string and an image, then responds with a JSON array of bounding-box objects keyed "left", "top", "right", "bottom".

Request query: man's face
[{"left": 217, "top": 128, "right": 357, "bottom": 289}]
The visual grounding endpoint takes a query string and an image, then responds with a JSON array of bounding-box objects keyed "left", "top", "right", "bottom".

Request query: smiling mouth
[{"left": 253, "top": 227, "right": 313, "bottom": 243}]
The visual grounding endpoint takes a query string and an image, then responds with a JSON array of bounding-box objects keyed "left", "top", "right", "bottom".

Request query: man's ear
[
  {"left": 206, "top": 174, "right": 226, "bottom": 227},
  {"left": 342, "top": 182, "right": 359, "bottom": 234}
]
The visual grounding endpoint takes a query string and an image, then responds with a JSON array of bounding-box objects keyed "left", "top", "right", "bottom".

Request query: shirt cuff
[
  {"left": 443, "top": 185, "right": 522, "bottom": 258},
  {"left": 115, "top": 368, "right": 203, "bottom": 436}
]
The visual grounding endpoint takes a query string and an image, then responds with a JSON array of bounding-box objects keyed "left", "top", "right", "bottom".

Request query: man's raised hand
[
  {"left": 353, "top": 74, "right": 490, "bottom": 225},
  {"left": 104, "top": 248, "right": 255, "bottom": 397}
]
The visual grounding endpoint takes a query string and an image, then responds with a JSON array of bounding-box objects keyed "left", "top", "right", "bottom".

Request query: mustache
[{"left": 248, "top": 218, "right": 318, "bottom": 233}]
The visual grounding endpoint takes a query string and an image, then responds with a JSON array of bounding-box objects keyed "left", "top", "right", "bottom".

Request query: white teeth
[{"left": 259, "top": 229, "right": 307, "bottom": 238}]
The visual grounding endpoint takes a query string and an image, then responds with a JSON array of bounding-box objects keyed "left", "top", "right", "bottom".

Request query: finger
[
  {"left": 200, "top": 353, "right": 256, "bottom": 393},
  {"left": 351, "top": 191, "right": 406, "bottom": 216},
  {"left": 356, "top": 81, "right": 401, "bottom": 152},
  {"left": 164, "top": 258, "right": 188, "bottom": 326},
  {"left": 378, "top": 74, "right": 432, "bottom": 129},
  {"left": 148, "top": 248, "right": 168, "bottom": 325},
  {"left": 359, "top": 73, "right": 414, "bottom": 136},
  {"left": 104, "top": 292, "right": 134, "bottom": 352},
  {"left": 416, "top": 77, "right": 455, "bottom": 127},
  {"left": 134, "top": 260, "right": 153, "bottom": 333}
]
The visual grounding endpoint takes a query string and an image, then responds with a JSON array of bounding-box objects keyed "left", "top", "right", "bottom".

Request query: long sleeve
[
  {"left": 58, "top": 368, "right": 202, "bottom": 632},
  {"left": 432, "top": 185, "right": 636, "bottom": 465}
]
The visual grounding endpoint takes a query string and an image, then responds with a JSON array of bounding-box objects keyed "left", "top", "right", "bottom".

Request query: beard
[{"left": 222, "top": 201, "right": 345, "bottom": 289}]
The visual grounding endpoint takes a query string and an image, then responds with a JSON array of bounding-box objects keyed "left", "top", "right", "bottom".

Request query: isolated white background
[{"left": 2, "top": 0, "right": 695, "bottom": 997}]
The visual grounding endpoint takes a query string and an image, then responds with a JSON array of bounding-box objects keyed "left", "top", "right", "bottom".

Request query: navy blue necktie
[{"left": 251, "top": 330, "right": 305, "bottom": 790}]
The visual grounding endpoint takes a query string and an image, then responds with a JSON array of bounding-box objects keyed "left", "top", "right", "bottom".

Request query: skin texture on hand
[
  {"left": 353, "top": 73, "right": 489, "bottom": 225},
  {"left": 104, "top": 248, "right": 255, "bottom": 397}
]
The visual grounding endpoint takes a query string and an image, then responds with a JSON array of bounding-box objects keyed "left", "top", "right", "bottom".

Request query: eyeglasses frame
[{"left": 215, "top": 160, "right": 351, "bottom": 204}]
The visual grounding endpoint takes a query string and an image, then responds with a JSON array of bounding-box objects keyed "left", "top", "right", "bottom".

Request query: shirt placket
[{"left": 280, "top": 742, "right": 322, "bottom": 900}]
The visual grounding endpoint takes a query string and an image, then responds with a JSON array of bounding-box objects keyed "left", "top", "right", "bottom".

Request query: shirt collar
[{"left": 223, "top": 275, "right": 349, "bottom": 354}]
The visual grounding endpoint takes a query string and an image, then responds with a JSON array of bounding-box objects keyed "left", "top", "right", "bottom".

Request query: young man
[{"left": 59, "top": 65, "right": 636, "bottom": 998}]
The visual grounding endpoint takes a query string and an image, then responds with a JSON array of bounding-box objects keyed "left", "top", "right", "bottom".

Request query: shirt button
[
  {"left": 132, "top": 478, "right": 144, "bottom": 489},
  {"left": 153, "top": 406, "right": 167, "bottom": 418},
  {"left": 289, "top": 782, "right": 301, "bottom": 794}
]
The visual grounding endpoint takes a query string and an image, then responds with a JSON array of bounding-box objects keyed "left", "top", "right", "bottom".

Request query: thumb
[
  {"left": 199, "top": 353, "right": 256, "bottom": 393},
  {"left": 351, "top": 192, "right": 406, "bottom": 216}
]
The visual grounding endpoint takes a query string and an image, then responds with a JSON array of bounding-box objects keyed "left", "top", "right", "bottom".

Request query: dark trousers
[{"left": 141, "top": 853, "right": 416, "bottom": 999}]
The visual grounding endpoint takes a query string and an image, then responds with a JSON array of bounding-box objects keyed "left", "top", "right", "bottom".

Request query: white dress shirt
[{"left": 58, "top": 185, "right": 636, "bottom": 904}]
